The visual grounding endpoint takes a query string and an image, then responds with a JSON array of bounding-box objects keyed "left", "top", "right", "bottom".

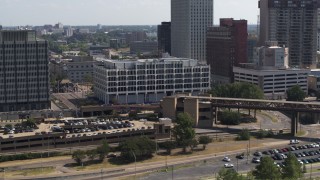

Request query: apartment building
[{"left": 259, "top": 0, "right": 319, "bottom": 68}]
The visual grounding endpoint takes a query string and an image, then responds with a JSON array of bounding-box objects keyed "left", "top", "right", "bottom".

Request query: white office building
[
  {"left": 233, "top": 67, "right": 310, "bottom": 100},
  {"left": 171, "top": 0, "right": 214, "bottom": 63},
  {"left": 94, "top": 58, "right": 211, "bottom": 104}
]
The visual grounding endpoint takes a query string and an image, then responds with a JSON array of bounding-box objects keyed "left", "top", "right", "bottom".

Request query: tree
[
  {"left": 86, "top": 149, "right": 98, "bottom": 162},
  {"left": 189, "top": 139, "right": 199, "bottom": 152},
  {"left": 236, "top": 129, "right": 250, "bottom": 141},
  {"left": 4, "top": 124, "right": 12, "bottom": 130},
  {"left": 282, "top": 153, "right": 303, "bottom": 179},
  {"left": 198, "top": 136, "right": 212, "bottom": 150},
  {"left": 161, "top": 141, "right": 176, "bottom": 155},
  {"left": 217, "top": 168, "right": 245, "bottom": 180},
  {"left": 212, "top": 82, "right": 264, "bottom": 99},
  {"left": 22, "top": 118, "right": 37, "bottom": 128},
  {"left": 220, "top": 111, "right": 241, "bottom": 125},
  {"left": 173, "top": 113, "right": 195, "bottom": 153},
  {"left": 119, "top": 137, "right": 156, "bottom": 162},
  {"left": 96, "top": 140, "right": 110, "bottom": 162},
  {"left": 72, "top": 150, "right": 86, "bottom": 166},
  {"left": 252, "top": 156, "right": 282, "bottom": 180},
  {"left": 128, "top": 111, "right": 138, "bottom": 120},
  {"left": 286, "top": 85, "right": 306, "bottom": 101}
]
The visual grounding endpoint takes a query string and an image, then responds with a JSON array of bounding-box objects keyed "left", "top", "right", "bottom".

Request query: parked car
[
  {"left": 224, "top": 163, "right": 234, "bottom": 168},
  {"left": 222, "top": 157, "right": 231, "bottom": 162}
]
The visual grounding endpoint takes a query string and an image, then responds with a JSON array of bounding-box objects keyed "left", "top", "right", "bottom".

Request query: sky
[{"left": 0, "top": 0, "right": 259, "bottom": 26}]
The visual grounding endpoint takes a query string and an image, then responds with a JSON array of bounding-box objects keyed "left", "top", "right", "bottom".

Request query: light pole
[
  {"left": 310, "top": 162, "right": 313, "bottom": 180},
  {"left": 2, "top": 168, "right": 5, "bottom": 180},
  {"left": 131, "top": 151, "right": 137, "bottom": 180},
  {"left": 171, "top": 165, "right": 174, "bottom": 180}
]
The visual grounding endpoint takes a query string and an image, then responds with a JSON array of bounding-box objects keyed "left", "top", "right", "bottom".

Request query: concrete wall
[
  {"left": 184, "top": 98, "right": 199, "bottom": 127},
  {"left": 160, "top": 97, "right": 177, "bottom": 120}
]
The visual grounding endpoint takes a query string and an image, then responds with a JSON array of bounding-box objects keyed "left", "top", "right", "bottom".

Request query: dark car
[
  {"left": 236, "top": 154, "right": 245, "bottom": 159},
  {"left": 107, "top": 153, "right": 117, "bottom": 158},
  {"left": 262, "top": 151, "right": 270, "bottom": 155}
]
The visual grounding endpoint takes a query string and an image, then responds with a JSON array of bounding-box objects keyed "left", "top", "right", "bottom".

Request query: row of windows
[
  {"left": 105, "top": 69, "right": 209, "bottom": 76},
  {"left": 106, "top": 84, "right": 210, "bottom": 92}
]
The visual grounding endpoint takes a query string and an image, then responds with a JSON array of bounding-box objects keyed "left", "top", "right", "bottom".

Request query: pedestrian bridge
[{"left": 176, "top": 96, "right": 320, "bottom": 136}]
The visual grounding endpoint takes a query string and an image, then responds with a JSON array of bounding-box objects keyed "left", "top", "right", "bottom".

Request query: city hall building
[{"left": 94, "top": 58, "right": 210, "bottom": 104}]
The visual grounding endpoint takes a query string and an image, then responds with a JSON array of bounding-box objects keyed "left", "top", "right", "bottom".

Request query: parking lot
[
  {"left": 0, "top": 117, "right": 153, "bottom": 139},
  {"left": 221, "top": 141, "right": 320, "bottom": 170}
]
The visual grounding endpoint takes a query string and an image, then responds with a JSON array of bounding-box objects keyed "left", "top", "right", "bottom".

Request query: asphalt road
[{"left": 141, "top": 143, "right": 320, "bottom": 180}]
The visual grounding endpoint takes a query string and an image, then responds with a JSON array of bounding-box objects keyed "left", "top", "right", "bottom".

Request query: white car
[
  {"left": 290, "top": 139, "right": 299, "bottom": 144},
  {"left": 224, "top": 163, "right": 234, "bottom": 168},
  {"left": 223, "top": 157, "right": 231, "bottom": 162}
]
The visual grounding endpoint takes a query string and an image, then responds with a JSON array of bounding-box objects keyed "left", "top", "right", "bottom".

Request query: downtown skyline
[{"left": 0, "top": 0, "right": 259, "bottom": 26}]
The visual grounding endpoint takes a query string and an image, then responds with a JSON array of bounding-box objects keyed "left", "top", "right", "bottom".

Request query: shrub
[{"left": 236, "top": 129, "right": 250, "bottom": 141}]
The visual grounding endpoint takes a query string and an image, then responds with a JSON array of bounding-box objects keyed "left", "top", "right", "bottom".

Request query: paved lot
[{"left": 141, "top": 142, "right": 320, "bottom": 180}]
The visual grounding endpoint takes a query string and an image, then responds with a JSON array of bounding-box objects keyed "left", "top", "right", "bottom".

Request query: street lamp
[{"left": 131, "top": 151, "right": 137, "bottom": 180}]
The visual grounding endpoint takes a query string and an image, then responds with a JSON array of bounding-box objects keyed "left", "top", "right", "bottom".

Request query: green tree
[
  {"left": 198, "top": 136, "right": 212, "bottom": 150},
  {"left": 286, "top": 85, "right": 306, "bottom": 101},
  {"left": 128, "top": 111, "right": 138, "bottom": 120},
  {"left": 119, "top": 137, "right": 156, "bottom": 162},
  {"left": 212, "top": 82, "right": 264, "bottom": 99},
  {"left": 252, "top": 156, "right": 282, "bottom": 180},
  {"left": 86, "top": 149, "right": 98, "bottom": 162},
  {"left": 72, "top": 150, "right": 86, "bottom": 166},
  {"left": 189, "top": 139, "right": 199, "bottom": 152},
  {"left": 220, "top": 111, "right": 241, "bottom": 125},
  {"left": 282, "top": 153, "right": 303, "bottom": 179},
  {"left": 22, "top": 118, "right": 37, "bottom": 128},
  {"left": 217, "top": 168, "right": 245, "bottom": 180},
  {"left": 236, "top": 129, "right": 250, "bottom": 141},
  {"left": 4, "top": 124, "right": 12, "bottom": 130},
  {"left": 161, "top": 141, "right": 176, "bottom": 155},
  {"left": 96, "top": 140, "right": 110, "bottom": 162},
  {"left": 173, "top": 113, "right": 196, "bottom": 153}
]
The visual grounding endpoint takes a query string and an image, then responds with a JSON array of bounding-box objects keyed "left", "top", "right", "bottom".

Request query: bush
[
  {"left": 219, "top": 111, "right": 241, "bottom": 125},
  {"left": 236, "top": 129, "right": 250, "bottom": 141},
  {"left": 239, "top": 115, "right": 257, "bottom": 123},
  {"left": 0, "top": 152, "right": 61, "bottom": 163},
  {"left": 257, "top": 129, "right": 274, "bottom": 138}
]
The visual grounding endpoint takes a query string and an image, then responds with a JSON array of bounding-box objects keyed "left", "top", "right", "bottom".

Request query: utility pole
[
  {"left": 171, "top": 165, "right": 174, "bottom": 180},
  {"left": 131, "top": 151, "right": 137, "bottom": 180}
]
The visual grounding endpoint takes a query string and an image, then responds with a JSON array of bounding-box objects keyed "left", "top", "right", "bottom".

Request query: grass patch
[
  {"left": 296, "top": 130, "right": 306, "bottom": 137},
  {"left": 258, "top": 111, "right": 278, "bottom": 123},
  {"left": 6, "top": 167, "right": 55, "bottom": 177},
  {"left": 0, "top": 155, "right": 70, "bottom": 168},
  {"left": 71, "top": 141, "right": 263, "bottom": 172}
]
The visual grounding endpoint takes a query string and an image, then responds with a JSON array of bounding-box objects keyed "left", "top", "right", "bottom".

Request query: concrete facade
[
  {"left": 161, "top": 95, "right": 214, "bottom": 128},
  {"left": 233, "top": 66, "right": 310, "bottom": 99},
  {"left": 259, "top": 0, "right": 319, "bottom": 68},
  {"left": 171, "top": 0, "right": 214, "bottom": 63},
  {"left": 94, "top": 58, "right": 211, "bottom": 105},
  {"left": 0, "top": 30, "right": 50, "bottom": 112}
]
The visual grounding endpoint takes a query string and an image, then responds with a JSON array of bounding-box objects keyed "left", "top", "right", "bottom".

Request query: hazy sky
[{"left": 0, "top": 0, "right": 259, "bottom": 26}]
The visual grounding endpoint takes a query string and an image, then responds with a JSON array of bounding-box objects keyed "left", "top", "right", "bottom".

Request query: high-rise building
[
  {"left": 206, "top": 18, "right": 247, "bottom": 84},
  {"left": 0, "top": 30, "right": 50, "bottom": 112},
  {"left": 247, "top": 34, "right": 258, "bottom": 63},
  {"left": 259, "top": 0, "right": 320, "bottom": 68},
  {"left": 65, "top": 27, "right": 73, "bottom": 37},
  {"left": 157, "top": 22, "right": 171, "bottom": 55},
  {"left": 171, "top": 0, "right": 214, "bottom": 63}
]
